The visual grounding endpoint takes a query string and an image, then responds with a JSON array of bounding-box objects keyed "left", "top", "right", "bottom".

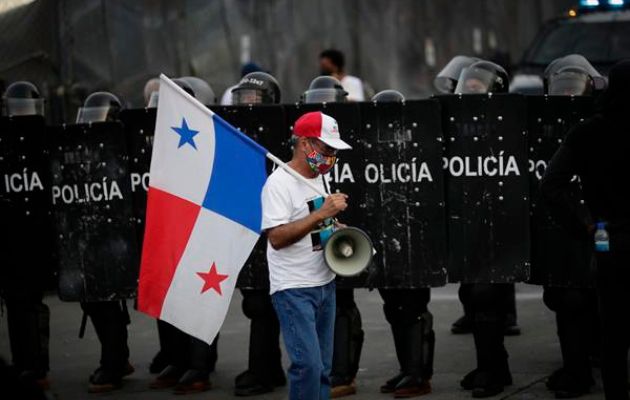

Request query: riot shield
[
  {"left": 49, "top": 122, "right": 139, "bottom": 301},
  {"left": 438, "top": 94, "right": 530, "bottom": 283},
  {"left": 361, "top": 100, "right": 447, "bottom": 288},
  {"left": 527, "top": 96, "right": 595, "bottom": 287},
  {"left": 0, "top": 115, "right": 54, "bottom": 296},
  {"left": 284, "top": 102, "right": 447, "bottom": 288},
  {"left": 211, "top": 104, "right": 288, "bottom": 290},
  {"left": 119, "top": 108, "right": 156, "bottom": 246}
]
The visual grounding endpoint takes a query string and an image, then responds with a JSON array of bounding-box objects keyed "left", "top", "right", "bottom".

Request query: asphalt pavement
[{"left": 0, "top": 284, "right": 608, "bottom": 399}]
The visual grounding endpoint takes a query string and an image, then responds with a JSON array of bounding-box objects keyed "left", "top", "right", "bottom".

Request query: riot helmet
[
  {"left": 232, "top": 72, "right": 281, "bottom": 105},
  {"left": 544, "top": 54, "right": 605, "bottom": 96},
  {"left": 178, "top": 76, "right": 216, "bottom": 106},
  {"left": 455, "top": 60, "right": 508, "bottom": 94},
  {"left": 2, "top": 81, "right": 44, "bottom": 117},
  {"left": 434, "top": 56, "right": 480, "bottom": 94},
  {"left": 76, "top": 92, "right": 123, "bottom": 124},
  {"left": 371, "top": 90, "right": 405, "bottom": 103},
  {"left": 301, "top": 76, "right": 348, "bottom": 104},
  {"left": 144, "top": 78, "right": 160, "bottom": 107}
]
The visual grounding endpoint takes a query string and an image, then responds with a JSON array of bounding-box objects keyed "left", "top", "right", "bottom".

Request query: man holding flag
[{"left": 262, "top": 111, "right": 351, "bottom": 399}]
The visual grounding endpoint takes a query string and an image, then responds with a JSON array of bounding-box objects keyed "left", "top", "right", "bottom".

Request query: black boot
[
  {"left": 470, "top": 311, "right": 511, "bottom": 398},
  {"left": 235, "top": 290, "right": 285, "bottom": 396},
  {"left": 393, "top": 313, "right": 434, "bottom": 398},
  {"left": 381, "top": 321, "right": 407, "bottom": 393}
]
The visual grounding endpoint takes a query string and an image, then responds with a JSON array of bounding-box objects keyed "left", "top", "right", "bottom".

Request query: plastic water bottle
[{"left": 594, "top": 222, "right": 610, "bottom": 253}]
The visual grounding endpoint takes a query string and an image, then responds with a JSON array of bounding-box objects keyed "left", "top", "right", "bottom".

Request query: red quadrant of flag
[{"left": 138, "top": 187, "right": 201, "bottom": 318}]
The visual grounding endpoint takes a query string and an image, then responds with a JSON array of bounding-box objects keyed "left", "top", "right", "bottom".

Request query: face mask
[{"left": 306, "top": 149, "right": 337, "bottom": 175}]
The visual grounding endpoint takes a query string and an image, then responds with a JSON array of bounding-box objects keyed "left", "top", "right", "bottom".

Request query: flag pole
[{"left": 265, "top": 153, "right": 328, "bottom": 198}]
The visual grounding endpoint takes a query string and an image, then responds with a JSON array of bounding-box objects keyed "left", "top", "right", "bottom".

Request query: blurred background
[{"left": 0, "top": 0, "right": 579, "bottom": 122}]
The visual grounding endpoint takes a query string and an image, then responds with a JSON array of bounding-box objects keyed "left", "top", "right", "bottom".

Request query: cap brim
[{"left": 320, "top": 137, "right": 352, "bottom": 150}]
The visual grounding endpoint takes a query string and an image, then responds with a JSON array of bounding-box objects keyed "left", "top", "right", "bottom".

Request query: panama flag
[{"left": 138, "top": 74, "right": 268, "bottom": 344}]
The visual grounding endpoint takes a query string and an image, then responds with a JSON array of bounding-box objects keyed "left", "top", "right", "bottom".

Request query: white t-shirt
[
  {"left": 261, "top": 167, "right": 336, "bottom": 294},
  {"left": 341, "top": 75, "right": 365, "bottom": 101}
]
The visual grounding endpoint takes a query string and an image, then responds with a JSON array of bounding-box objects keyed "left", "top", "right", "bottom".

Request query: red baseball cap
[{"left": 293, "top": 111, "right": 352, "bottom": 150}]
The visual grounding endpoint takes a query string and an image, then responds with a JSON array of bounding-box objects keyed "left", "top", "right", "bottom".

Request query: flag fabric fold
[{"left": 138, "top": 74, "right": 268, "bottom": 344}]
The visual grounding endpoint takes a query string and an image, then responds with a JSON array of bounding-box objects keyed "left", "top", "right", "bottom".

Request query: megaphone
[{"left": 324, "top": 227, "right": 374, "bottom": 277}]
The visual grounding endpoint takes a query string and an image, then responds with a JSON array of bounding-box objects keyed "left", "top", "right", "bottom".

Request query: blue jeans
[{"left": 271, "top": 281, "right": 336, "bottom": 400}]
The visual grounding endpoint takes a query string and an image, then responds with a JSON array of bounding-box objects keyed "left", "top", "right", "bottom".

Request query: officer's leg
[
  {"left": 380, "top": 288, "right": 433, "bottom": 397},
  {"left": 504, "top": 284, "right": 520, "bottom": 336},
  {"left": 80, "top": 300, "right": 131, "bottom": 393},
  {"left": 5, "top": 292, "right": 50, "bottom": 384},
  {"left": 149, "top": 321, "right": 169, "bottom": 374},
  {"left": 452, "top": 284, "right": 474, "bottom": 334},
  {"left": 150, "top": 321, "right": 190, "bottom": 389},
  {"left": 464, "top": 283, "right": 512, "bottom": 398},
  {"left": 330, "top": 289, "right": 364, "bottom": 397},
  {"left": 235, "top": 288, "right": 285, "bottom": 396},
  {"left": 596, "top": 252, "right": 630, "bottom": 400},
  {"left": 172, "top": 335, "right": 215, "bottom": 394},
  {"left": 543, "top": 287, "right": 594, "bottom": 396},
  {"left": 379, "top": 288, "right": 408, "bottom": 392}
]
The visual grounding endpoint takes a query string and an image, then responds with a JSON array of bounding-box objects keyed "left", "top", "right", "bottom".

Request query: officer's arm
[{"left": 540, "top": 144, "right": 591, "bottom": 237}]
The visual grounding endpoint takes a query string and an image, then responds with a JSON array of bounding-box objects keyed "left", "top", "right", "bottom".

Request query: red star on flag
[{"left": 197, "top": 262, "right": 229, "bottom": 295}]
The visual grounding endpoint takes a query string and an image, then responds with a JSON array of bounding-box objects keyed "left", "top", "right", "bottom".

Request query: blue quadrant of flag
[{"left": 202, "top": 114, "right": 268, "bottom": 233}]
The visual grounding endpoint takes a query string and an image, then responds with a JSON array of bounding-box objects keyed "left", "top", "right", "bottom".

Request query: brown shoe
[
  {"left": 331, "top": 379, "right": 357, "bottom": 398},
  {"left": 150, "top": 365, "right": 185, "bottom": 389},
  {"left": 87, "top": 368, "right": 123, "bottom": 394},
  {"left": 173, "top": 369, "right": 212, "bottom": 395},
  {"left": 394, "top": 378, "right": 431, "bottom": 398}
]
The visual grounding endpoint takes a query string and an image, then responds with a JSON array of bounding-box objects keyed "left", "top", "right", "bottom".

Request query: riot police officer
[
  {"left": 74, "top": 91, "right": 135, "bottom": 393},
  {"left": 0, "top": 81, "right": 50, "bottom": 391},
  {"left": 302, "top": 75, "right": 349, "bottom": 103},
  {"left": 540, "top": 54, "right": 605, "bottom": 399},
  {"left": 434, "top": 57, "right": 520, "bottom": 337},
  {"left": 228, "top": 71, "right": 287, "bottom": 396},
  {"left": 542, "top": 59, "right": 630, "bottom": 400},
  {"left": 301, "top": 76, "right": 364, "bottom": 398},
  {"left": 147, "top": 77, "right": 218, "bottom": 395},
  {"left": 433, "top": 56, "right": 480, "bottom": 94},
  {"left": 452, "top": 60, "right": 516, "bottom": 398},
  {"left": 371, "top": 89, "right": 435, "bottom": 398}
]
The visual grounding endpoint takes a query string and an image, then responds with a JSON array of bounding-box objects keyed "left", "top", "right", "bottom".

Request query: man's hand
[
  {"left": 267, "top": 193, "right": 349, "bottom": 250},
  {"left": 316, "top": 193, "right": 348, "bottom": 220}
]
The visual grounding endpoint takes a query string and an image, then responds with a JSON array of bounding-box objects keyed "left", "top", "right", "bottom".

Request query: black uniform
[
  {"left": 234, "top": 288, "right": 285, "bottom": 395},
  {"left": 379, "top": 288, "right": 434, "bottom": 395},
  {"left": 80, "top": 301, "right": 130, "bottom": 379},
  {"left": 330, "top": 289, "right": 364, "bottom": 388},
  {"left": 541, "top": 60, "right": 630, "bottom": 400}
]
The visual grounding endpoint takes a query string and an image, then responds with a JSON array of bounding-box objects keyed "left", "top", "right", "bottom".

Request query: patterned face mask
[{"left": 305, "top": 149, "right": 337, "bottom": 175}]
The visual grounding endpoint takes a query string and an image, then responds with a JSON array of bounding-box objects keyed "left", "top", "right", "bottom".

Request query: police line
[{"left": 0, "top": 95, "right": 596, "bottom": 300}]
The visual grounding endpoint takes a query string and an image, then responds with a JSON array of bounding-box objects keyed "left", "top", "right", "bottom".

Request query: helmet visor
[
  {"left": 147, "top": 91, "right": 159, "bottom": 108},
  {"left": 433, "top": 77, "right": 457, "bottom": 94},
  {"left": 76, "top": 106, "right": 115, "bottom": 124},
  {"left": 455, "top": 67, "right": 497, "bottom": 94},
  {"left": 3, "top": 98, "right": 44, "bottom": 117},
  {"left": 303, "top": 88, "right": 347, "bottom": 104},
  {"left": 549, "top": 72, "right": 591, "bottom": 96},
  {"left": 232, "top": 89, "right": 265, "bottom": 105}
]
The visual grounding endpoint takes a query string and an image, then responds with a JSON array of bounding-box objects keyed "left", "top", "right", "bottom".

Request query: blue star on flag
[{"left": 172, "top": 118, "right": 199, "bottom": 150}]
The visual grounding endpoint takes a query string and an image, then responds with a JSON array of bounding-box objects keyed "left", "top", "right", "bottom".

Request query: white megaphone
[{"left": 324, "top": 227, "right": 374, "bottom": 277}]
